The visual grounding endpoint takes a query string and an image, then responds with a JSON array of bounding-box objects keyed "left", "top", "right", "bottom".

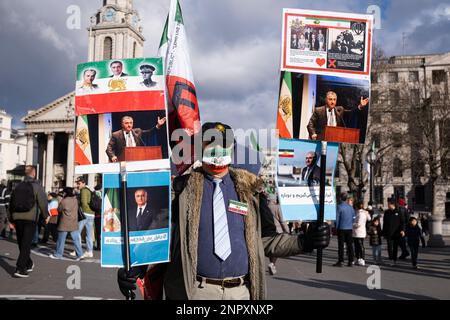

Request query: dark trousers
[
  {"left": 14, "top": 220, "right": 36, "bottom": 271},
  {"left": 409, "top": 242, "right": 419, "bottom": 266},
  {"left": 337, "top": 229, "right": 354, "bottom": 263},
  {"left": 399, "top": 236, "right": 409, "bottom": 257},
  {"left": 46, "top": 224, "right": 58, "bottom": 242},
  {"left": 94, "top": 216, "right": 101, "bottom": 250},
  {"left": 386, "top": 237, "right": 400, "bottom": 261},
  {"left": 353, "top": 238, "right": 365, "bottom": 260}
]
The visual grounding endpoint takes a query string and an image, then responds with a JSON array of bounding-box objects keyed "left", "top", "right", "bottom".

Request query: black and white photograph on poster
[
  {"left": 74, "top": 110, "right": 169, "bottom": 174},
  {"left": 284, "top": 72, "right": 370, "bottom": 144},
  {"left": 327, "top": 22, "right": 366, "bottom": 72},
  {"left": 281, "top": 9, "right": 373, "bottom": 80}
]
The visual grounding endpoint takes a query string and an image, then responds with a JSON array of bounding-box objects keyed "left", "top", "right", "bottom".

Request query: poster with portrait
[
  {"left": 74, "top": 58, "right": 170, "bottom": 174},
  {"left": 276, "top": 71, "right": 370, "bottom": 144},
  {"left": 281, "top": 9, "right": 373, "bottom": 80},
  {"left": 101, "top": 170, "right": 171, "bottom": 268},
  {"left": 277, "top": 138, "right": 339, "bottom": 221}
]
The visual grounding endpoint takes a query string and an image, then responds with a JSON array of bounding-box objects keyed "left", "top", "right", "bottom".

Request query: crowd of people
[
  {"left": 1, "top": 166, "right": 102, "bottom": 278},
  {"left": 333, "top": 193, "right": 428, "bottom": 269}
]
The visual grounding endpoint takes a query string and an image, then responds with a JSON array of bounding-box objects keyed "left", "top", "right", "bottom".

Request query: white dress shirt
[{"left": 123, "top": 131, "right": 136, "bottom": 147}]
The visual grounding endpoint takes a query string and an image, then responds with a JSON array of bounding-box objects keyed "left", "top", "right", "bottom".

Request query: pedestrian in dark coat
[
  {"left": 383, "top": 199, "right": 405, "bottom": 265},
  {"left": 405, "top": 217, "right": 422, "bottom": 269}
]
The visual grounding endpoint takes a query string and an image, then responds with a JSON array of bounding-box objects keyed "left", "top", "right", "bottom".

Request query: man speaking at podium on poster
[
  {"left": 106, "top": 115, "right": 166, "bottom": 162},
  {"left": 307, "top": 91, "right": 369, "bottom": 140}
]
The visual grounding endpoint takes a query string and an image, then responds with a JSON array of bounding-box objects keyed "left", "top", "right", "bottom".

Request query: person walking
[
  {"left": 367, "top": 217, "right": 382, "bottom": 265},
  {"left": 45, "top": 192, "right": 59, "bottom": 243},
  {"left": 405, "top": 217, "right": 422, "bottom": 269},
  {"left": 267, "top": 196, "right": 290, "bottom": 275},
  {"left": 383, "top": 199, "right": 405, "bottom": 266},
  {"left": 334, "top": 194, "right": 356, "bottom": 267},
  {"left": 49, "top": 187, "right": 84, "bottom": 260},
  {"left": 0, "top": 179, "right": 9, "bottom": 238},
  {"left": 397, "top": 198, "right": 410, "bottom": 260},
  {"left": 93, "top": 184, "right": 102, "bottom": 251},
  {"left": 353, "top": 202, "right": 371, "bottom": 266},
  {"left": 75, "top": 177, "right": 95, "bottom": 258},
  {"left": 7, "top": 166, "right": 48, "bottom": 278}
]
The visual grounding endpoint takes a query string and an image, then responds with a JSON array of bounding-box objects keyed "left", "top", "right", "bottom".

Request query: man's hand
[
  {"left": 8, "top": 223, "right": 15, "bottom": 231},
  {"left": 301, "top": 222, "right": 331, "bottom": 253},
  {"left": 359, "top": 96, "right": 369, "bottom": 109},
  {"left": 311, "top": 134, "right": 318, "bottom": 140},
  {"left": 156, "top": 117, "right": 167, "bottom": 129},
  {"left": 400, "top": 231, "right": 405, "bottom": 237},
  {"left": 111, "top": 156, "right": 118, "bottom": 163},
  {"left": 45, "top": 217, "right": 50, "bottom": 225},
  {"left": 117, "top": 267, "right": 145, "bottom": 299}
]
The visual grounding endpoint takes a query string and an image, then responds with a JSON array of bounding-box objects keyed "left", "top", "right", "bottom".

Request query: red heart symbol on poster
[{"left": 316, "top": 58, "right": 326, "bottom": 67}]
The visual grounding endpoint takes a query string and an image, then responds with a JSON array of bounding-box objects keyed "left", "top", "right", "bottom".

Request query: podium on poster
[
  {"left": 119, "top": 146, "right": 162, "bottom": 162},
  {"left": 323, "top": 126, "right": 360, "bottom": 144}
]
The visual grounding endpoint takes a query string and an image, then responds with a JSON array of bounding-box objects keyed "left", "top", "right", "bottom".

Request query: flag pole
[
  {"left": 316, "top": 141, "right": 327, "bottom": 273},
  {"left": 120, "top": 162, "right": 135, "bottom": 300}
]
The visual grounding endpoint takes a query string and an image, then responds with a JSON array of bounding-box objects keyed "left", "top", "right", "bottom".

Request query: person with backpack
[
  {"left": 93, "top": 183, "right": 102, "bottom": 251},
  {"left": 74, "top": 177, "right": 96, "bottom": 259},
  {"left": 7, "top": 166, "right": 48, "bottom": 278}
]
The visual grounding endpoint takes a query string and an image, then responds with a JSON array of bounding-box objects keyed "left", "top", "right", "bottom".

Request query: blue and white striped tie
[{"left": 213, "top": 179, "right": 231, "bottom": 261}]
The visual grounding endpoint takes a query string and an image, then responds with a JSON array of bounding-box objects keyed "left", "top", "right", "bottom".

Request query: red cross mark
[{"left": 328, "top": 59, "right": 337, "bottom": 68}]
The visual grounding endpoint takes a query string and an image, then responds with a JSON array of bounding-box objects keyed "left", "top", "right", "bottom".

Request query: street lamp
[{"left": 366, "top": 146, "right": 377, "bottom": 206}]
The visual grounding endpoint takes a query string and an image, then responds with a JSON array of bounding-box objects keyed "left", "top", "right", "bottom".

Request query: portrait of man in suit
[
  {"left": 106, "top": 115, "right": 166, "bottom": 162},
  {"left": 307, "top": 91, "right": 369, "bottom": 141},
  {"left": 128, "top": 189, "right": 169, "bottom": 232},
  {"left": 302, "top": 151, "right": 321, "bottom": 186},
  {"left": 109, "top": 61, "right": 128, "bottom": 78}
]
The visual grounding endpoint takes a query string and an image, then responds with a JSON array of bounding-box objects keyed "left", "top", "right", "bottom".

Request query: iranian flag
[
  {"left": 279, "top": 149, "right": 295, "bottom": 158},
  {"left": 74, "top": 58, "right": 166, "bottom": 115},
  {"left": 158, "top": 0, "right": 201, "bottom": 140},
  {"left": 75, "top": 115, "right": 93, "bottom": 165},
  {"left": 277, "top": 71, "right": 293, "bottom": 139},
  {"left": 103, "top": 188, "right": 121, "bottom": 233}
]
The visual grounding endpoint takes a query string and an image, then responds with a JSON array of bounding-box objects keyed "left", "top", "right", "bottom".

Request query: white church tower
[{"left": 88, "top": 0, "right": 145, "bottom": 62}]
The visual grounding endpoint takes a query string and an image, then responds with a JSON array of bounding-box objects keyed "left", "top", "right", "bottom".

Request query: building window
[
  {"left": 371, "top": 73, "right": 378, "bottom": 83},
  {"left": 0, "top": 117, "right": 2, "bottom": 125},
  {"left": 394, "top": 186, "right": 405, "bottom": 199},
  {"left": 390, "top": 90, "right": 400, "bottom": 105},
  {"left": 432, "top": 70, "right": 446, "bottom": 84},
  {"left": 371, "top": 90, "right": 379, "bottom": 104},
  {"left": 431, "top": 91, "right": 441, "bottom": 103},
  {"left": 409, "top": 71, "right": 419, "bottom": 82},
  {"left": 415, "top": 186, "right": 425, "bottom": 205},
  {"left": 335, "top": 163, "right": 340, "bottom": 178},
  {"left": 103, "top": 37, "right": 113, "bottom": 60},
  {"left": 393, "top": 158, "right": 403, "bottom": 177},
  {"left": 374, "top": 161, "right": 382, "bottom": 177},
  {"left": 133, "top": 42, "right": 137, "bottom": 58},
  {"left": 391, "top": 111, "right": 404, "bottom": 123},
  {"left": 17, "top": 146, "right": 20, "bottom": 155},
  {"left": 0, "top": 130, "right": 2, "bottom": 138},
  {"left": 443, "top": 157, "right": 450, "bottom": 178},
  {"left": 374, "top": 186, "right": 383, "bottom": 205},
  {"left": 0, "top": 144, "right": 2, "bottom": 153},
  {"left": 392, "top": 134, "right": 402, "bottom": 147},
  {"left": 388, "top": 72, "right": 398, "bottom": 83},
  {"left": 411, "top": 89, "right": 420, "bottom": 104}
]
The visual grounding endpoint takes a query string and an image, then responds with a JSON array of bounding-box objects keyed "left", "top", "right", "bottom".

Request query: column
[
  {"left": 66, "top": 132, "right": 75, "bottom": 187},
  {"left": 45, "top": 133, "right": 55, "bottom": 192},
  {"left": 26, "top": 133, "right": 34, "bottom": 165}
]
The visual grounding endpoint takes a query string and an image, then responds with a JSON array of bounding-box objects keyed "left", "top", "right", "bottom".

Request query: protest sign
[
  {"left": 277, "top": 138, "right": 338, "bottom": 221},
  {"left": 74, "top": 58, "right": 170, "bottom": 174},
  {"left": 101, "top": 170, "right": 171, "bottom": 268},
  {"left": 281, "top": 9, "right": 373, "bottom": 80}
]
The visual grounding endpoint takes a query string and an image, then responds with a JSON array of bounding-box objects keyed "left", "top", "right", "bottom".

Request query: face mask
[{"left": 202, "top": 145, "right": 233, "bottom": 168}]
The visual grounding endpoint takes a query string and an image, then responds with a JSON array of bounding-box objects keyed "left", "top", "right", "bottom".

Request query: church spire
[{"left": 88, "top": 0, "right": 144, "bottom": 62}]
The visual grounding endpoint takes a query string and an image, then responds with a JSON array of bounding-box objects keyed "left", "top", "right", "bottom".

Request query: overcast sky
[{"left": 1, "top": 0, "right": 450, "bottom": 130}]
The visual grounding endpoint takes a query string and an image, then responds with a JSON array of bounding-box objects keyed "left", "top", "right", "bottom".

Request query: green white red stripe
[
  {"left": 228, "top": 200, "right": 248, "bottom": 215},
  {"left": 276, "top": 71, "right": 293, "bottom": 139},
  {"left": 75, "top": 115, "right": 93, "bottom": 165},
  {"left": 279, "top": 149, "right": 295, "bottom": 158}
]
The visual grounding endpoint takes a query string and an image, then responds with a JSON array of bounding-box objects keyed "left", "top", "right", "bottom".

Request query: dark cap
[
  {"left": 140, "top": 64, "right": 155, "bottom": 71},
  {"left": 75, "top": 177, "right": 86, "bottom": 184},
  {"left": 48, "top": 192, "right": 58, "bottom": 198},
  {"left": 201, "top": 122, "right": 235, "bottom": 148}
]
